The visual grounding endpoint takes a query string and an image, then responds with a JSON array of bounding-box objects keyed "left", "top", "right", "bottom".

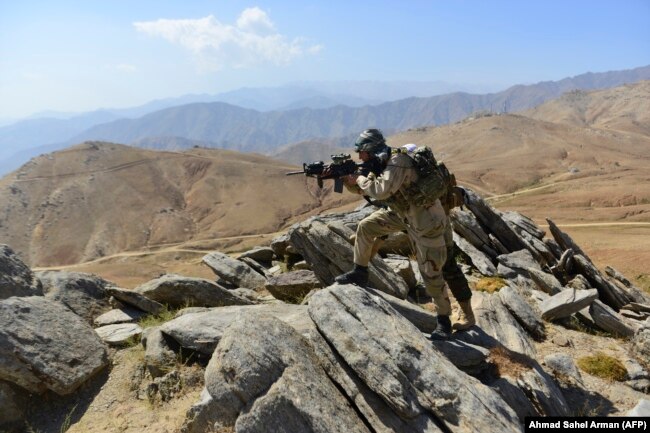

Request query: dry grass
[
  {"left": 576, "top": 352, "right": 628, "bottom": 382},
  {"left": 487, "top": 346, "right": 535, "bottom": 378},
  {"left": 474, "top": 276, "right": 507, "bottom": 293}
]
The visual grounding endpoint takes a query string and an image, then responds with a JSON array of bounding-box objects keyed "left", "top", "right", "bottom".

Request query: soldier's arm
[{"left": 356, "top": 158, "right": 411, "bottom": 200}]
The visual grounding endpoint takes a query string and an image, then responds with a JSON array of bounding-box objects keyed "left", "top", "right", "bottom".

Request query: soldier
[{"left": 335, "top": 128, "right": 474, "bottom": 339}]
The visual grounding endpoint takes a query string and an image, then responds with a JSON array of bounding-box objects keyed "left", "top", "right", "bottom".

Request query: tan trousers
[{"left": 354, "top": 208, "right": 451, "bottom": 315}]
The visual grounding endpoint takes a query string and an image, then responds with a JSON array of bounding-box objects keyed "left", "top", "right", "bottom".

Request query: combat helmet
[{"left": 354, "top": 129, "right": 387, "bottom": 155}]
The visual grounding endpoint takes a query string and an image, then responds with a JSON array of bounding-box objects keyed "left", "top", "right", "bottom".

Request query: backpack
[{"left": 401, "top": 146, "right": 465, "bottom": 210}]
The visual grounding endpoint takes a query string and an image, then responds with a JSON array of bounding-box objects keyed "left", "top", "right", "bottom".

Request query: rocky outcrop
[
  {"left": 5, "top": 182, "right": 650, "bottom": 431},
  {"left": 0, "top": 296, "right": 108, "bottom": 395},
  {"left": 288, "top": 217, "right": 409, "bottom": 299},
  {"left": 308, "top": 285, "right": 522, "bottom": 433},
  {"left": 0, "top": 244, "right": 43, "bottom": 299},
  {"left": 135, "top": 274, "right": 253, "bottom": 308}
]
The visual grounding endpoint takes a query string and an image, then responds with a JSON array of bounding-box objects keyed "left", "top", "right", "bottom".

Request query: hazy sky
[{"left": 1, "top": 0, "right": 648, "bottom": 119}]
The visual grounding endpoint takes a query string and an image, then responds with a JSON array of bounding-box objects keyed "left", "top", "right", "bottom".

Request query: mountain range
[
  {"left": 1, "top": 81, "right": 648, "bottom": 277},
  {"left": 1, "top": 65, "right": 649, "bottom": 176}
]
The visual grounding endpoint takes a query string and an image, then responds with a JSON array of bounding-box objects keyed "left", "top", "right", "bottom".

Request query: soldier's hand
[{"left": 343, "top": 174, "right": 359, "bottom": 187}]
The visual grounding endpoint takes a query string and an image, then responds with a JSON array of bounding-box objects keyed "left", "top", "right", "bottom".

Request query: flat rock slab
[
  {"left": 105, "top": 286, "right": 165, "bottom": 315},
  {"left": 95, "top": 323, "right": 143, "bottom": 346},
  {"left": 161, "top": 304, "right": 314, "bottom": 355},
  {"left": 540, "top": 288, "right": 598, "bottom": 321},
  {"left": 0, "top": 244, "right": 43, "bottom": 299},
  {"left": 0, "top": 296, "right": 108, "bottom": 395},
  {"left": 94, "top": 307, "right": 147, "bottom": 326},
  {"left": 589, "top": 300, "right": 636, "bottom": 337},
  {"left": 201, "top": 315, "right": 370, "bottom": 433},
  {"left": 308, "top": 284, "right": 522, "bottom": 433},
  {"left": 202, "top": 252, "right": 267, "bottom": 290},
  {"left": 135, "top": 274, "right": 252, "bottom": 308}
]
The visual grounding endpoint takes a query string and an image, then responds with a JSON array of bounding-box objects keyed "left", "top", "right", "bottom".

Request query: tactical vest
[{"left": 386, "top": 146, "right": 464, "bottom": 213}]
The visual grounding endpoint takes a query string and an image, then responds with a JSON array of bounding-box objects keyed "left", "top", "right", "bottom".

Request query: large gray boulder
[
  {"left": 0, "top": 244, "right": 43, "bottom": 299},
  {"left": 307, "top": 328, "right": 439, "bottom": 433},
  {"left": 498, "top": 285, "right": 545, "bottom": 340},
  {"left": 453, "top": 232, "right": 497, "bottom": 276},
  {"left": 289, "top": 217, "right": 409, "bottom": 299},
  {"left": 540, "top": 288, "right": 599, "bottom": 321},
  {"left": 37, "top": 270, "right": 112, "bottom": 323},
  {"left": 308, "top": 284, "right": 522, "bottom": 433},
  {"left": 201, "top": 315, "right": 370, "bottom": 433},
  {"left": 0, "top": 296, "right": 108, "bottom": 395},
  {"left": 202, "top": 252, "right": 268, "bottom": 289},
  {"left": 161, "top": 304, "right": 314, "bottom": 355},
  {"left": 135, "top": 274, "right": 252, "bottom": 308},
  {"left": 265, "top": 270, "right": 322, "bottom": 302}
]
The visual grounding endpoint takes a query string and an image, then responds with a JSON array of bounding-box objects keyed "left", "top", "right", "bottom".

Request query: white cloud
[{"left": 133, "top": 8, "right": 321, "bottom": 71}]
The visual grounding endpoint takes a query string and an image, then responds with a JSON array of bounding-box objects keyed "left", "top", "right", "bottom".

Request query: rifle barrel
[{"left": 285, "top": 171, "right": 306, "bottom": 176}]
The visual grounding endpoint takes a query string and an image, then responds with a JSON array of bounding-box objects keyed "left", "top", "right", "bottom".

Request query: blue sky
[{"left": 1, "top": 0, "right": 648, "bottom": 119}]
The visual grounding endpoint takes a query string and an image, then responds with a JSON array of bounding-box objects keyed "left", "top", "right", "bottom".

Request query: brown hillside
[
  {"left": 390, "top": 113, "right": 650, "bottom": 223},
  {"left": 523, "top": 80, "right": 650, "bottom": 136},
  {"left": 0, "top": 142, "right": 357, "bottom": 267}
]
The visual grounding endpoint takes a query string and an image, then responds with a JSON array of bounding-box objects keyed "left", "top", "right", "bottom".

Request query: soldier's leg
[
  {"left": 443, "top": 223, "right": 472, "bottom": 302},
  {"left": 414, "top": 236, "right": 452, "bottom": 339},
  {"left": 353, "top": 209, "right": 406, "bottom": 266},
  {"left": 443, "top": 223, "right": 475, "bottom": 330},
  {"left": 336, "top": 209, "right": 405, "bottom": 286},
  {"left": 443, "top": 242, "right": 472, "bottom": 301}
]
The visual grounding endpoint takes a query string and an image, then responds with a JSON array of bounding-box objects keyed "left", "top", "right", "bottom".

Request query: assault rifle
[{"left": 286, "top": 153, "right": 382, "bottom": 193}]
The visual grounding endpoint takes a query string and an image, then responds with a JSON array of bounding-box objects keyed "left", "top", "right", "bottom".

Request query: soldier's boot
[
  {"left": 429, "top": 315, "right": 452, "bottom": 340},
  {"left": 452, "top": 299, "right": 476, "bottom": 331},
  {"left": 335, "top": 264, "right": 369, "bottom": 287}
]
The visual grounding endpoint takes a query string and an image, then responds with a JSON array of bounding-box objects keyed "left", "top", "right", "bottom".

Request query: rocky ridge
[{"left": 1, "top": 189, "right": 649, "bottom": 432}]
